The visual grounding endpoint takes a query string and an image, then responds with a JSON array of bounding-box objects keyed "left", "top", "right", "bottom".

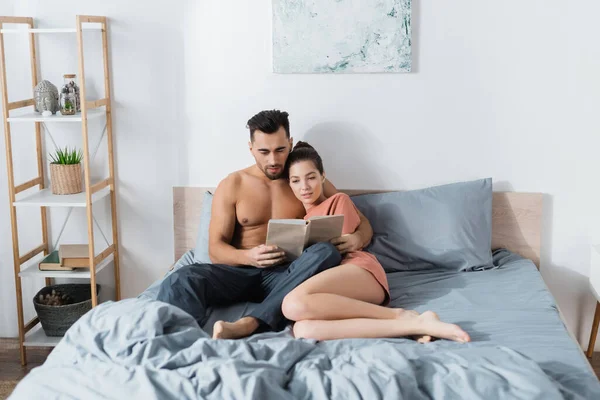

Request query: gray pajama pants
[{"left": 156, "top": 242, "right": 341, "bottom": 331}]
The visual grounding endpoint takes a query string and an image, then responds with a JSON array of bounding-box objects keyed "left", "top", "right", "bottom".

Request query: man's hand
[
  {"left": 245, "top": 245, "right": 286, "bottom": 268},
  {"left": 330, "top": 232, "right": 363, "bottom": 255}
]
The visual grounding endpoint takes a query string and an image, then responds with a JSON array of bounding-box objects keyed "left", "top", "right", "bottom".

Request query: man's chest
[{"left": 236, "top": 184, "right": 305, "bottom": 226}]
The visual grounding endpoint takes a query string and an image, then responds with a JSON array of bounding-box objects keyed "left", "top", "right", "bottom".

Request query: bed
[{"left": 9, "top": 184, "right": 600, "bottom": 399}]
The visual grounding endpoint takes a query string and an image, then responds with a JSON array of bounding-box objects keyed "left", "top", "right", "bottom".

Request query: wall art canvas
[{"left": 273, "top": 0, "right": 412, "bottom": 73}]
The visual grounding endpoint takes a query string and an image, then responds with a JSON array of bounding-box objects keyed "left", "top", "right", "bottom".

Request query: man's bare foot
[
  {"left": 415, "top": 334, "right": 433, "bottom": 344},
  {"left": 393, "top": 309, "right": 432, "bottom": 343},
  {"left": 212, "top": 317, "right": 260, "bottom": 339},
  {"left": 417, "top": 311, "right": 470, "bottom": 343}
]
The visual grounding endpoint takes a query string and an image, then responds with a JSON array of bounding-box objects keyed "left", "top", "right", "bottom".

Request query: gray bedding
[{"left": 10, "top": 250, "right": 600, "bottom": 399}]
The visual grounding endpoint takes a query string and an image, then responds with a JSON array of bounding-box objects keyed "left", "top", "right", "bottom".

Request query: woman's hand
[{"left": 330, "top": 232, "right": 363, "bottom": 255}]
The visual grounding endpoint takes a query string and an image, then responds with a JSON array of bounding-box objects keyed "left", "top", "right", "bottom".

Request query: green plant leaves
[{"left": 49, "top": 147, "right": 83, "bottom": 165}]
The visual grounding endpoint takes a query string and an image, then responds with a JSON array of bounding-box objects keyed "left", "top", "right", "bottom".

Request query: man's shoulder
[
  {"left": 215, "top": 167, "right": 258, "bottom": 197},
  {"left": 220, "top": 166, "right": 257, "bottom": 184},
  {"left": 214, "top": 172, "right": 242, "bottom": 199},
  {"left": 221, "top": 171, "right": 243, "bottom": 184}
]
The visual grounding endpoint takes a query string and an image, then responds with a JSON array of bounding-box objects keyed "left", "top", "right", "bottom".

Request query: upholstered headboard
[{"left": 173, "top": 187, "right": 543, "bottom": 268}]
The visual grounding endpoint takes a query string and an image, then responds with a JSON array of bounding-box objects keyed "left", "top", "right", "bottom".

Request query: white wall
[
  {"left": 0, "top": 0, "right": 187, "bottom": 336},
  {"left": 1, "top": 0, "right": 599, "bottom": 352},
  {"left": 184, "top": 0, "right": 600, "bottom": 348}
]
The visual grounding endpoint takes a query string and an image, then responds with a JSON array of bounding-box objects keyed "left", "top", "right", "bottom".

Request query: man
[{"left": 157, "top": 110, "right": 373, "bottom": 339}]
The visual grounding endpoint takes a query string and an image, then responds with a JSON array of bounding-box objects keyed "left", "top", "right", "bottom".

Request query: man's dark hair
[{"left": 247, "top": 110, "right": 290, "bottom": 141}]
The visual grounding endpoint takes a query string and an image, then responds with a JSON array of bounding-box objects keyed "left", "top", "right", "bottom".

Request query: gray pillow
[
  {"left": 193, "top": 191, "right": 213, "bottom": 264},
  {"left": 352, "top": 178, "right": 493, "bottom": 272}
]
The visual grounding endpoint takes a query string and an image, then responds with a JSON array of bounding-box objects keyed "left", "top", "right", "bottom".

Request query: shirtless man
[{"left": 157, "top": 110, "right": 373, "bottom": 339}]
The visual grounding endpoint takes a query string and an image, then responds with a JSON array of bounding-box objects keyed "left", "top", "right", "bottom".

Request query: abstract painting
[{"left": 273, "top": 0, "right": 411, "bottom": 73}]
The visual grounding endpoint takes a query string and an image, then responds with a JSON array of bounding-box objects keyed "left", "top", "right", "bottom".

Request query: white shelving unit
[
  {"left": 19, "top": 254, "right": 114, "bottom": 279},
  {"left": 0, "top": 27, "right": 102, "bottom": 34},
  {"left": 0, "top": 15, "right": 121, "bottom": 364},
  {"left": 24, "top": 325, "right": 62, "bottom": 347},
  {"left": 7, "top": 108, "right": 105, "bottom": 122},
  {"left": 14, "top": 186, "right": 111, "bottom": 207}
]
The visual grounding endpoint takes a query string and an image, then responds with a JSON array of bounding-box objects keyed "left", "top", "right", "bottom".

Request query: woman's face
[{"left": 288, "top": 160, "right": 325, "bottom": 207}]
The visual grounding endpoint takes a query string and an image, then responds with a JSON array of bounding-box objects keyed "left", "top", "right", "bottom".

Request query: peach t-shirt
[{"left": 304, "top": 193, "right": 390, "bottom": 304}]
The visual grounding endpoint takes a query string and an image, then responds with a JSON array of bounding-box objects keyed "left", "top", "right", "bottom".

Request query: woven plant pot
[
  {"left": 50, "top": 163, "right": 82, "bottom": 195},
  {"left": 33, "top": 284, "right": 101, "bottom": 336}
]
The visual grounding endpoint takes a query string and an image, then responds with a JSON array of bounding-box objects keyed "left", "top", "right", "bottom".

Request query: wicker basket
[
  {"left": 33, "top": 284, "right": 101, "bottom": 336},
  {"left": 50, "top": 163, "right": 82, "bottom": 195}
]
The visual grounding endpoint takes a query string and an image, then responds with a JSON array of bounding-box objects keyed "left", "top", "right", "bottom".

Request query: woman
[{"left": 281, "top": 142, "right": 471, "bottom": 343}]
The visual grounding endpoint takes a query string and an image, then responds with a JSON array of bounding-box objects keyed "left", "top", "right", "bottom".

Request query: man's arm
[
  {"left": 208, "top": 174, "right": 286, "bottom": 267},
  {"left": 323, "top": 179, "right": 373, "bottom": 252},
  {"left": 208, "top": 174, "right": 251, "bottom": 266}
]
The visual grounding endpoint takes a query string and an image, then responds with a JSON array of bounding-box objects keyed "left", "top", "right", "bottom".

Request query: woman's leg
[
  {"left": 293, "top": 311, "right": 470, "bottom": 342},
  {"left": 281, "top": 264, "right": 395, "bottom": 321},
  {"left": 282, "top": 264, "right": 469, "bottom": 342}
]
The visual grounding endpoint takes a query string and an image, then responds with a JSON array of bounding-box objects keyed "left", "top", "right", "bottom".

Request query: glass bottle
[{"left": 59, "top": 74, "right": 81, "bottom": 115}]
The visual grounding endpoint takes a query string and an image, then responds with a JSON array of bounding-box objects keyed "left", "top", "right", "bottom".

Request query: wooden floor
[
  {"left": 0, "top": 339, "right": 52, "bottom": 399},
  {"left": 0, "top": 338, "right": 599, "bottom": 399}
]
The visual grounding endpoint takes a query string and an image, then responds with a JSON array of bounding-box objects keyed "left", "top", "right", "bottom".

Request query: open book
[{"left": 266, "top": 214, "right": 344, "bottom": 261}]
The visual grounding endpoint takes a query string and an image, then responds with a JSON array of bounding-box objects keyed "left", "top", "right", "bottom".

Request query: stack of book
[{"left": 39, "top": 244, "right": 91, "bottom": 271}]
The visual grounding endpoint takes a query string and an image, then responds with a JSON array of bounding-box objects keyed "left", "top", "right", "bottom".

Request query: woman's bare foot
[
  {"left": 212, "top": 317, "right": 259, "bottom": 339},
  {"left": 393, "top": 309, "right": 432, "bottom": 343},
  {"left": 417, "top": 311, "right": 470, "bottom": 343}
]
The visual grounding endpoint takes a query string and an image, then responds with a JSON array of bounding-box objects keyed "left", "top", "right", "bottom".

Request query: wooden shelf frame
[{"left": 0, "top": 15, "right": 121, "bottom": 365}]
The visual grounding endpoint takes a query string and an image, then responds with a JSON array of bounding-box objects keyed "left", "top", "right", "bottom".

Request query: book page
[
  {"left": 306, "top": 215, "right": 344, "bottom": 246},
  {"left": 265, "top": 219, "right": 309, "bottom": 261}
]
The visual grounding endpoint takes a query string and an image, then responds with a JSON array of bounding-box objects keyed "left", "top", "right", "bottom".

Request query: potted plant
[{"left": 49, "top": 147, "right": 83, "bottom": 195}]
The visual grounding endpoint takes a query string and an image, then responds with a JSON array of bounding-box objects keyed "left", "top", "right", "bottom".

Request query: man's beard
[{"left": 263, "top": 165, "right": 284, "bottom": 180}]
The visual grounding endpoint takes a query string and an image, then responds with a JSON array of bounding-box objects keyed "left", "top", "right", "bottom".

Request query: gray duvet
[{"left": 9, "top": 250, "right": 600, "bottom": 399}]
